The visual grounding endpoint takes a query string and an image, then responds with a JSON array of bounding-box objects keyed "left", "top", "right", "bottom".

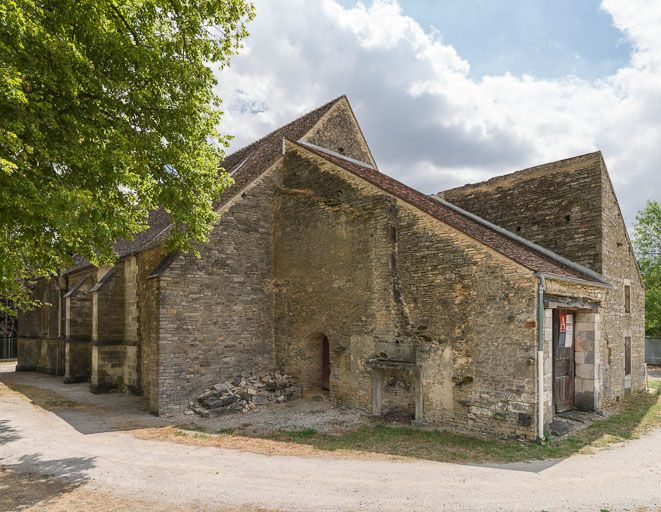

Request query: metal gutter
[
  {"left": 537, "top": 274, "right": 545, "bottom": 441},
  {"left": 534, "top": 272, "right": 612, "bottom": 289},
  {"left": 432, "top": 196, "right": 609, "bottom": 284}
]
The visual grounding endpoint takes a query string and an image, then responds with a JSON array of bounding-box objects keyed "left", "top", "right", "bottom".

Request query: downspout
[{"left": 537, "top": 274, "right": 546, "bottom": 441}]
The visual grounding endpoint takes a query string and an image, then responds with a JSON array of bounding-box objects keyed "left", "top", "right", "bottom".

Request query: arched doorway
[
  {"left": 302, "top": 332, "right": 331, "bottom": 393},
  {"left": 322, "top": 335, "right": 330, "bottom": 391}
]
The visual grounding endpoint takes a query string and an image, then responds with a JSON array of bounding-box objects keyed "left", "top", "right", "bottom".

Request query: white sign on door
[{"left": 565, "top": 314, "right": 573, "bottom": 347}]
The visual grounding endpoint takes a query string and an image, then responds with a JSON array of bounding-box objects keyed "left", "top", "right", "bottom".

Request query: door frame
[{"left": 552, "top": 308, "right": 576, "bottom": 413}]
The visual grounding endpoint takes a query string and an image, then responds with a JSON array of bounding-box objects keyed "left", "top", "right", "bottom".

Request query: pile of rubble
[{"left": 188, "top": 371, "right": 302, "bottom": 417}]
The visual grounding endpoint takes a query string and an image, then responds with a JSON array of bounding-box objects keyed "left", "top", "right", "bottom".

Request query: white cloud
[{"left": 217, "top": 0, "right": 661, "bottom": 226}]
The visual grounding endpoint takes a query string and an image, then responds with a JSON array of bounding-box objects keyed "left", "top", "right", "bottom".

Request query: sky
[{"left": 215, "top": 0, "right": 661, "bottom": 228}]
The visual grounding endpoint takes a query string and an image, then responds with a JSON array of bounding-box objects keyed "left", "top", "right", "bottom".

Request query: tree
[
  {"left": 0, "top": 0, "right": 255, "bottom": 312},
  {"left": 633, "top": 200, "right": 661, "bottom": 337}
]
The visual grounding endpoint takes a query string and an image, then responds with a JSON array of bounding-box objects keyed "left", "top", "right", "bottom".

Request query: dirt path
[{"left": 1, "top": 367, "right": 660, "bottom": 511}]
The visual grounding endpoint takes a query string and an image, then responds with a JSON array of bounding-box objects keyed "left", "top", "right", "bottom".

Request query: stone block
[{"left": 575, "top": 364, "right": 594, "bottom": 380}]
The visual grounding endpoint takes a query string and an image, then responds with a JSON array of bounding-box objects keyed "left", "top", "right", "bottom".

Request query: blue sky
[
  {"left": 355, "top": 0, "right": 632, "bottom": 79},
  {"left": 218, "top": 0, "right": 661, "bottom": 227}
]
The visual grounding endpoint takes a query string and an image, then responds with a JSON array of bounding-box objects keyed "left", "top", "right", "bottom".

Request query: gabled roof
[
  {"left": 67, "top": 96, "right": 347, "bottom": 274},
  {"left": 287, "top": 140, "right": 608, "bottom": 285}
]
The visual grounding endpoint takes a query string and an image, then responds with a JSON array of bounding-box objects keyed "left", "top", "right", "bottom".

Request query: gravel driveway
[{"left": 1, "top": 363, "right": 660, "bottom": 511}]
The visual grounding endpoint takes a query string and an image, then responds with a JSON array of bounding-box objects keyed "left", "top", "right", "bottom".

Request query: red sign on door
[{"left": 559, "top": 312, "right": 567, "bottom": 333}]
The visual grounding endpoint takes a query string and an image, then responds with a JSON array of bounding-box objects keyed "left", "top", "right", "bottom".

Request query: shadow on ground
[
  {"left": 0, "top": 363, "right": 169, "bottom": 435},
  {"left": 165, "top": 389, "right": 657, "bottom": 473},
  {"left": 0, "top": 419, "right": 20, "bottom": 446},
  {"left": 0, "top": 453, "right": 95, "bottom": 511}
]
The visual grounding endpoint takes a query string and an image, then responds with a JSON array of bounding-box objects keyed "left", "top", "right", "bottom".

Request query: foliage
[
  {"left": 0, "top": 0, "right": 255, "bottom": 312},
  {"left": 633, "top": 200, "right": 661, "bottom": 336}
]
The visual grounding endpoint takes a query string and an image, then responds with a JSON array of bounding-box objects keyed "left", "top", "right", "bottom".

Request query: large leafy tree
[
  {"left": 633, "top": 200, "right": 661, "bottom": 337},
  {"left": 0, "top": 0, "right": 254, "bottom": 311}
]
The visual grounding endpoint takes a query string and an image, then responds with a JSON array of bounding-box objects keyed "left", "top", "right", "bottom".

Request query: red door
[
  {"left": 553, "top": 310, "right": 575, "bottom": 412},
  {"left": 322, "top": 335, "right": 330, "bottom": 391}
]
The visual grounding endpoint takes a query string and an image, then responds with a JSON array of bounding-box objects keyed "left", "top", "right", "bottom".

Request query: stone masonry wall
[
  {"left": 124, "top": 256, "right": 139, "bottom": 344},
  {"left": 273, "top": 156, "right": 385, "bottom": 411},
  {"left": 65, "top": 271, "right": 94, "bottom": 341},
  {"left": 154, "top": 170, "right": 278, "bottom": 414},
  {"left": 64, "top": 270, "right": 94, "bottom": 382},
  {"left": 438, "top": 155, "right": 603, "bottom": 273},
  {"left": 599, "top": 167, "right": 646, "bottom": 403},
  {"left": 302, "top": 100, "right": 375, "bottom": 166},
  {"left": 17, "top": 277, "right": 64, "bottom": 374},
  {"left": 91, "top": 344, "right": 125, "bottom": 393},
  {"left": 16, "top": 338, "right": 64, "bottom": 375},
  {"left": 396, "top": 202, "right": 538, "bottom": 438},
  {"left": 43, "top": 278, "right": 62, "bottom": 339},
  {"left": 92, "top": 265, "right": 125, "bottom": 343},
  {"left": 137, "top": 246, "right": 167, "bottom": 408},
  {"left": 17, "top": 279, "right": 46, "bottom": 338},
  {"left": 274, "top": 150, "right": 540, "bottom": 439}
]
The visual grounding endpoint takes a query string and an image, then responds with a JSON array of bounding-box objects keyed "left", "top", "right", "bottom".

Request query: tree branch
[{"left": 107, "top": 2, "right": 141, "bottom": 46}]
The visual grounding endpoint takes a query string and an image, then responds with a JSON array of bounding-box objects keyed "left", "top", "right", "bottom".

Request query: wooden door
[
  {"left": 322, "top": 335, "right": 330, "bottom": 391},
  {"left": 553, "top": 310, "right": 575, "bottom": 412}
]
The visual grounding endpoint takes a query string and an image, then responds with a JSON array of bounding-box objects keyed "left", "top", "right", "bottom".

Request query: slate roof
[
  {"left": 288, "top": 140, "right": 608, "bottom": 284},
  {"left": 67, "top": 96, "right": 345, "bottom": 274}
]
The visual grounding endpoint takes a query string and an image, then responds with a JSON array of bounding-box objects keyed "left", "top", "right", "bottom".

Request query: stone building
[{"left": 16, "top": 96, "right": 645, "bottom": 439}]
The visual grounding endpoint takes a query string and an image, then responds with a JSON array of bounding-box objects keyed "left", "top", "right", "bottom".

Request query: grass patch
[
  {"left": 283, "top": 428, "right": 317, "bottom": 441},
  {"left": 266, "top": 391, "right": 660, "bottom": 464},
  {"left": 648, "top": 380, "right": 661, "bottom": 391}
]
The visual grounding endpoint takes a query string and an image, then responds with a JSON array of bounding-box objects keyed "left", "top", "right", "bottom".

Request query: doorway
[
  {"left": 301, "top": 331, "right": 331, "bottom": 393},
  {"left": 322, "top": 335, "right": 330, "bottom": 391},
  {"left": 552, "top": 309, "right": 575, "bottom": 412}
]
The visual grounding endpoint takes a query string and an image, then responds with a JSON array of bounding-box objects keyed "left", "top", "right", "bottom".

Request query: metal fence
[{"left": 646, "top": 337, "right": 661, "bottom": 365}]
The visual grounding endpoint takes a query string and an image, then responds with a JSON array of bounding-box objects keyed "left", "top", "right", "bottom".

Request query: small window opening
[
  {"left": 624, "top": 285, "right": 631, "bottom": 313},
  {"left": 624, "top": 336, "right": 631, "bottom": 376},
  {"left": 515, "top": 226, "right": 521, "bottom": 233},
  {"left": 565, "top": 214, "right": 571, "bottom": 222},
  {"left": 337, "top": 147, "right": 346, "bottom": 154}
]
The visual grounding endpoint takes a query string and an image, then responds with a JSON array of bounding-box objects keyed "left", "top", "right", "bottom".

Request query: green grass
[
  {"left": 283, "top": 428, "right": 318, "bottom": 441},
  {"left": 648, "top": 380, "right": 661, "bottom": 391},
  {"left": 266, "top": 391, "right": 660, "bottom": 464}
]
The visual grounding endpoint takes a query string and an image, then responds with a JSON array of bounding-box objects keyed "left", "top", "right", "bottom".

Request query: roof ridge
[{"left": 220, "top": 95, "right": 345, "bottom": 168}]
